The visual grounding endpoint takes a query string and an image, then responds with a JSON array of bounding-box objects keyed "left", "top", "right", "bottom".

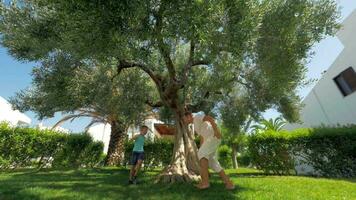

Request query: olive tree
[
  {"left": 10, "top": 53, "right": 153, "bottom": 165},
  {"left": 0, "top": 0, "right": 339, "bottom": 182}
]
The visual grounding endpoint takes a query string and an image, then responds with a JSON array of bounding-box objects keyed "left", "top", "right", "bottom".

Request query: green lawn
[{"left": 0, "top": 168, "right": 354, "bottom": 200}]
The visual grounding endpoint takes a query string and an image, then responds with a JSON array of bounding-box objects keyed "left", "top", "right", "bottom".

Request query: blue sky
[{"left": 1, "top": 0, "right": 356, "bottom": 132}]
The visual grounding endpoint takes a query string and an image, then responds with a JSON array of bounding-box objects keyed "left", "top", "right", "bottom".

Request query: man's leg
[
  {"left": 218, "top": 170, "right": 235, "bottom": 190},
  {"left": 209, "top": 153, "right": 234, "bottom": 189},
  {"left": 196, "top": 158, "right": 210, "bottom": 189}
]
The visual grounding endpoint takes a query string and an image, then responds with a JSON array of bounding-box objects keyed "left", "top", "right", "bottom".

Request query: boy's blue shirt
[{"left": 133, "top": 135, "right": 145, "bottom": 152}]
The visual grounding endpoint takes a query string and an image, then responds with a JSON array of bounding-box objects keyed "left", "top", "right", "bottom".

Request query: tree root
[{"left": 155, "top": 165, "right": 201, "bottom": 184}]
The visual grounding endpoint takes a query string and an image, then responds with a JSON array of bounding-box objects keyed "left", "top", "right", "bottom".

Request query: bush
[
  {"left": 52, "top": 134, "right": 104, "bottom": 168},
  {"left": 0, "top": 122, "right": 104, "bottom": 169},
  {"left": 237, "top": 153, "right": 251, "bottom": 167},
  {"left": 249, "top": 131, "right": 294, "bottom": 175},
  {"left": 124, "top": 139, "right": 173, "bottom": 170},
  {"left": 218, "top": 145, "right": 232, "bottom": 169},
  {"left": 248, "top": 126, "right": 356, "bottom": 177}
]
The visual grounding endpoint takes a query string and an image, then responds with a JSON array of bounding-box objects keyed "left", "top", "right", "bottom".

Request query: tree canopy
[
  {"left": 0, "top": 0, "right": 340, "bottom": 182},
  {"left": 0, "top": 0, "right": 340, "bottom": 115},
  {"left": 11, "top": 52, "right": 151, "bottom": 126},
  {"left": 10, "top": 52, "right": 154, "bottom": 165}
]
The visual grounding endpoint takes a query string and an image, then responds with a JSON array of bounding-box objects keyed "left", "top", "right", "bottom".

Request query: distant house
[
  {"left": 36, "top": 122, "right": 70, "bottom": 134},
  {"left": 154, "top": 124, "right": 176, "bottom": 140},
  {"left": 0, "top": 96, "right": 31, "bottom": 127},
  {"left": 285, "top": 10, "right": 356, "bottom": 130},
  {"left": 284, "top": 10, "right": 356, "bottom": 176}
]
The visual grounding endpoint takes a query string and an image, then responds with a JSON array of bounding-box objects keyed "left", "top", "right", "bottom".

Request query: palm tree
[{"left": 252, "top": 117, "right": 286, "bottom": 133}]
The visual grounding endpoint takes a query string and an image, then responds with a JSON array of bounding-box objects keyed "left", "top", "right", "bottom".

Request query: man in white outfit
[{"left": 184, "top": 111, "right": 235, "bottom": 190}]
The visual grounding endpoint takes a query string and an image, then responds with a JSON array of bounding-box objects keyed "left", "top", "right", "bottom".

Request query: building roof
[
  {"left": 154, "top": 124, "right": 176, "bottom": 136},
  {"left": 337, "top": 9, "right": 356, "bottom": 46},
  {"left": 0, "top": 96, "right": 31, "bottom": 126}
]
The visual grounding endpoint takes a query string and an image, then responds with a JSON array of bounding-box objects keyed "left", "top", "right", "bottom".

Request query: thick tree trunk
[
  {"left": 232, "top": 144, "right": 238, "bottom": 169},
  {"left": 156, "top": 105, "right": 201, "bottom": 183},
  {"left": 105, "top": 121, "right": 127, "bottom": 166}
]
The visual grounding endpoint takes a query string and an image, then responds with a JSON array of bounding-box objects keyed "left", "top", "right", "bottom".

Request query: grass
[{"left": 0, "top": 168, "right": 355, "bottom": 200}]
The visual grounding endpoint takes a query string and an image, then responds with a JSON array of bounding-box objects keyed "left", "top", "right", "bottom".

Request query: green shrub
[
  {"left": 124, "top": 139, "right": 173, "bottom": 169},
  {"left": 0, "top": 122, "right": 103, "bottom": 169},
  {"left": 52, "top": 133, "right": 104, "bottom": 168},
  {"left": 218, "top": 144, "right": 232, "bottom": 169},
  {"left": 237, "top": 153, "right": 251, "bottom": 167},
  {"left": 291, "top": 126, "right": 356, "bottom": 177},
  {"left": 0, "top": 123, "right": 66, "bottom": 169},
  {"left": 249, "top": 130, "right": 294, "bottom": 175},
  {"left": 248, "top": 126, "right": 356, "bottom": 177}
]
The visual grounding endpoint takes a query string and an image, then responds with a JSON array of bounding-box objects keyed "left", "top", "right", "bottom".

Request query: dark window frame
[{"left": 333, "top": 67, "right": 356, "bottom": 97}]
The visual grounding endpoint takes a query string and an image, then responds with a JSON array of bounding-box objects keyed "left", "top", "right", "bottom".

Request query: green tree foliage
[
  {"left": 0, "top": 0, "right": 340, "bottom": 182},
  {"left": 9, "top": 53, "right": 154, "bottom": 165}
]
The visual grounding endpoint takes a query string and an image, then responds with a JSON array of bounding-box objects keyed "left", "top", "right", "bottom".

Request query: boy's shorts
[{"left": 130, "top": 151, "right": 145, "bottom": 165}]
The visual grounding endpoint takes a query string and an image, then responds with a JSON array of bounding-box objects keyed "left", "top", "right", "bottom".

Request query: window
[{"left": 334, "top": 67, "right": 356, "bottom": 96}]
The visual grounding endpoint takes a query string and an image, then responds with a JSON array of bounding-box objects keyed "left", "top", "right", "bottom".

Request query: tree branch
[
  {"left": 185, "top": 91, "right": 223, "bottom": 112},
  {"left": 180, "top": 40, "right": 195, "bottom": 85},
  {"left": 191, "top": 60, "right": 210, "bottom": 67},
  {"left": 153, "top": 10, "right": 176, "bottom": 80},
  {"left": 145, "top": 100, "right": 164, "bottom": 108},
  {"left": 117, "top": 60, "right": 161, "bottom": 86}
]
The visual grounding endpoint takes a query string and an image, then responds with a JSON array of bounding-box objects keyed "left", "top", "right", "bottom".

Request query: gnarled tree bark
[
  {"left": 105, "top": 120, "right": 127, "bottom": 166},
  {"left": 155, "top": 99, "right": 200, "bottom": 183}
]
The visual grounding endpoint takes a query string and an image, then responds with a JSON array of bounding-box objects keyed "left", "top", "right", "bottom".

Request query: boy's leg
[
  {"left": 133, "top": 159, "right": 143, "bottom": 177},
  {"left": 132, "top": 152, "right": 144, "bottom": 184},
  {"left": 196, "top": 158, "right": 210, "bottom": 189},
  {"left": 129, "top": 152, "right": 137, "bottom": 183},
  {"left": 129, "top": 165, "right": 136, "bottom": 181}
]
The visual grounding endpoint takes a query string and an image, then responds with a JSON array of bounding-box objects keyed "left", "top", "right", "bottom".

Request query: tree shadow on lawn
[
  {"left": 0, "top": 169, "right": 249, "bottom": 200},
  {"left": 228, "top": 170, "right": 356, "bottom": 184}
]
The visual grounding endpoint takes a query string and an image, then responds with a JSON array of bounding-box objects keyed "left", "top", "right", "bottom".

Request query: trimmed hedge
[
  {"left": 218, "top": 145, "right": 233, "bottom": 169},
  {"left": 124, "top": 138, "right": 236, "bottom": 170},
  {"left": 0, "top": 122, "right": 104, "bottom": 169},
  {"left": 249, "top": 126, "right": 356, "bottom": 177},
  {"left": 124, "top": 139, "right": 174, "bottom": 169}
]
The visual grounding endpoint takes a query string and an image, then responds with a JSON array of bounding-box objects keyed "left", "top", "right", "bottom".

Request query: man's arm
[
  {"left": 203, "top": 115, "right": 221, "bottom": 139},
  {"left": 200, "top": 135, "right": 204, "bottom": 147}
]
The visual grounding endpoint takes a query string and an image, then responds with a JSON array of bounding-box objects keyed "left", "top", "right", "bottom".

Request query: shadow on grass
[
  {"left": 228, "top": 170, "right": 356, "bottom": 184},
  {"left": 0, "top": 169, "right": 247, "bottom": 200}
]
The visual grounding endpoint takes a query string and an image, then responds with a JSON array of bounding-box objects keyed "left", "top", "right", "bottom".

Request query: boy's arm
[
  {"left": 130, "top": 133, "right": 141, "bottom": 141},
  {"left": 203, "top": 115, "right": 222, "bottom": 139}
]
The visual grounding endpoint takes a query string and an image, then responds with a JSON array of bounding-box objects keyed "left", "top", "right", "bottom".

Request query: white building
[
  {"left": 37, "top": 122, "right": 70, "bottom": 134},
  {"left": 0, "top": 96, "right": 31, "bottom": 127},
  {"left": 87, "top": 117, "right": 164, "bottom": 153},
  {"left": 285, "top": 10, "right": 356, "bottom": 130}
]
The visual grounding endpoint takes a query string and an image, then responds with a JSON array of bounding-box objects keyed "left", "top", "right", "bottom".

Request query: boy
[
  {"left": 128, "top": 125, "right": 148, "bottom": 185},
  {"left": 183, "top": 111, "right": 235, "bottom": 190}
]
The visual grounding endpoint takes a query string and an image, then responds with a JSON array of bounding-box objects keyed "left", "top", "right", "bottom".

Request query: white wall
[
  {"left": 0, "top": 96, "right": 31, "bottom": 126},
  {"left": 88, "top": 123, "right": 111, "bottom": 153},
  {"left": 285, "top": 10, "right": 356, "bottom": 130},
  {"left": 88, "top": 118, "right": 164, "bottom": 154}
]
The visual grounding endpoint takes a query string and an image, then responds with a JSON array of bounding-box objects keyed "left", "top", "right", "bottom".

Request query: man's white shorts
[{"left": 197, "top": 137, "right": 223, "bottom": 173}]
